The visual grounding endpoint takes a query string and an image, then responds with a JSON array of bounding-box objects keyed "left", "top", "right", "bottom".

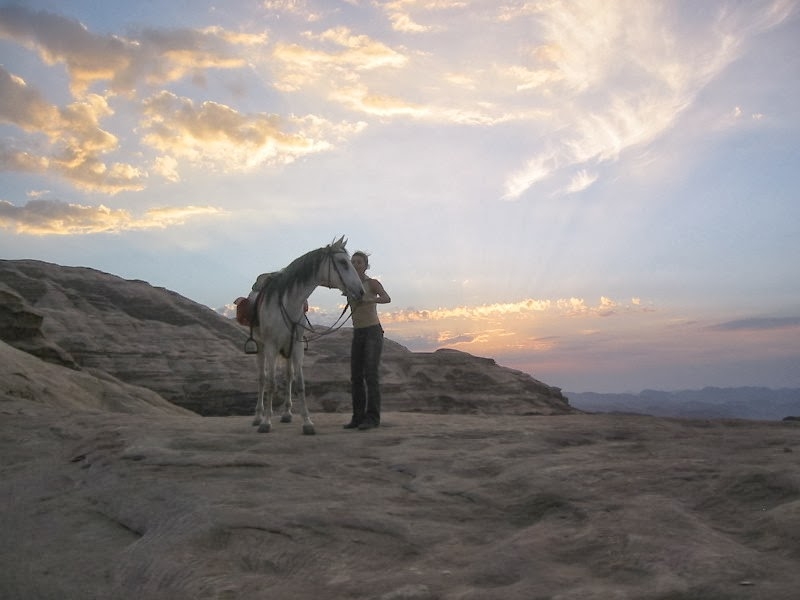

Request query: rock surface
[
  {"left": 1, "top": 346, "right": 799, "bottom": 599},
  {"left": 0, "top": 259, "right": 572, "bottom": 417}
]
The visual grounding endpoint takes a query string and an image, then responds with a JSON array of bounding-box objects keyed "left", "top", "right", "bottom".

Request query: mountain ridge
[{"left": 567, "top": 386, "right": 800, "bottom": 421}]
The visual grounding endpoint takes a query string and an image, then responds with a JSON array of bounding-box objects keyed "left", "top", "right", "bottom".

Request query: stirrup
[{"left": 244, "top": 337, "right": 258, "bottom": 354}]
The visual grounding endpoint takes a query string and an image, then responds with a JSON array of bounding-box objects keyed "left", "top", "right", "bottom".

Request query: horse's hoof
[
  {"left": 257, "top": 423, "right": 272, "bottom": 433},
  {"left": 252, "top": 418, "right": 261, "bottom": 426},
  {"left": 302, "top": 424, "right": 316, "bottom": 435},
  {"left": 280, "top": 414, "right": 292, "bottom": 423}
]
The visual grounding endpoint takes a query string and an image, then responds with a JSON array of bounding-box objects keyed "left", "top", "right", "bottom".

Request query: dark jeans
[{"left": 350, "top": 324, "right": 384, "bottom": 424}]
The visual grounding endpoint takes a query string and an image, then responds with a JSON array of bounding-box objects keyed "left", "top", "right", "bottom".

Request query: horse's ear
[{"left": 332, "top": 235, "right": 346, "bottom": 249}]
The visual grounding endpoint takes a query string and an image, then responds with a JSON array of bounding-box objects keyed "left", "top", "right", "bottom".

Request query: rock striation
[{"left": 0, "top": 259, "right": 574, "bottom": 417}]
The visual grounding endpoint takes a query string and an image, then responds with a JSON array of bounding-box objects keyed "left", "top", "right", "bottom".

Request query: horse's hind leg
[
  {"left": 279, "top": 360, "right": 294, "bottom": 424},
  {"left": 256, "top": 357, "right": 276, "bottom": 433}
]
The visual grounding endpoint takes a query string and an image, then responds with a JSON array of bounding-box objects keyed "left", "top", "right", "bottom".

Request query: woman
[{"left": 344, "top": 250, "right": 391, "bottom": 430}]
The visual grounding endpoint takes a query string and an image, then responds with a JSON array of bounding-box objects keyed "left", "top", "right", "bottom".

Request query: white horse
[{"left": 252, "top": 236, "right": 365, "bottom": 434}]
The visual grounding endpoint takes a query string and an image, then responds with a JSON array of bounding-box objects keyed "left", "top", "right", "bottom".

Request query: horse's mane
[{"left": 263, "top": 237, "right": 348, "bottom": 303}]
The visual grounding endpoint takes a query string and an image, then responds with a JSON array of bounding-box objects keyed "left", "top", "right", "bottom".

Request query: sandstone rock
[
  {"left": 0, "top": 259, "right": 574, "bottom": 418},
  {"left": 0, "top": 282, "right": 78, "bottom": 369},
  {"left": 0, "top": 339, "right": 192, "bottom": 415}
]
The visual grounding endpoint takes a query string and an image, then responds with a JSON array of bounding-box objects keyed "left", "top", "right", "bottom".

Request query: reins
[{"left": 299, "top": 302, "right": 352, "bottom": 344}]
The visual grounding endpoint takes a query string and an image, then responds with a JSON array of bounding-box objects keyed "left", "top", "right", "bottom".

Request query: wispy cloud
[
  {"left": 0, "top": 199, "right": 223, "bottom": 235},
  {"left": 498, "top": 0, "right": 795, "bottom": 199},
  {"left": 564, "top": 169, "right": 598, "bottom": 194},
  {"left": 708, "top": 316, "right": 800, "bottom": 332}
]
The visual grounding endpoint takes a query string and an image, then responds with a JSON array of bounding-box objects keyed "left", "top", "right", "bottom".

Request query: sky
[{"left": 1, "top": 0, "right": 798, "bottom": 394}]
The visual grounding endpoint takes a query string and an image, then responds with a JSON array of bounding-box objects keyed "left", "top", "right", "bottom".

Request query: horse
[{"left": 251, "top": 236, "right": 365, "bottom": 435}]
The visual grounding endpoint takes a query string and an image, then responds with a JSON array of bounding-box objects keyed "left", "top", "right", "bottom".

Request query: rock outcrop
[
  {"left": 0, "top": 282, "right": 78, "bottom": 368},
  {"left": 0, "top": 339, "right": 192, "bottom": 415},
  {"left": 0, "top": 259, "right": 574, "bottom": 417}
]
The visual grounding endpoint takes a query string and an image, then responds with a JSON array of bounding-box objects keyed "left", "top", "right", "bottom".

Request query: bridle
[{"left": 276, "top": 246, "right": 357, "bottom": 350}]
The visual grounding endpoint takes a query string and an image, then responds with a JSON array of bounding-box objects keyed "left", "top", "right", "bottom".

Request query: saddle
[
  {"left": 233, "top": 272, "right": 278, "bottom": 327},
  {"left": 233, "top": 296, "right": 253, "bottom": 327}
]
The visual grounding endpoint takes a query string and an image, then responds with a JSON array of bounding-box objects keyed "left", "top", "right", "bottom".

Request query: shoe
[
  {"left": 358, "top": 420, "right": 379, "bottom": 430},
  {"left": 343, "top": 420, "right": 361, "bottom": 429}
]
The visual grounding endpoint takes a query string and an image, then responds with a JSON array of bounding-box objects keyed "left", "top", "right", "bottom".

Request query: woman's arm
[{"left": 368, "top": 279, "right": 391, "bottom": 304}]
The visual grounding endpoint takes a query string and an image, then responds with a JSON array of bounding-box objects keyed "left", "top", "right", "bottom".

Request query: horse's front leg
[
  {"left": 253, "top": 352, "right": 266, "bottom": 427},
  {"left": 294, "top": 364, "right": 314, "bottom": 435}
]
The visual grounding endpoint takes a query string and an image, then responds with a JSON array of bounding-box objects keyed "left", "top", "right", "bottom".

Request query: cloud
[
  {"left": 564, "top": 169, "right": 598, "bottom": 194},
  {"left": 262, "top": 0, "right": 324, "bottom": 22},
  {"left": 140, "top": 91, "right": 361, "bottom": 170},
  {"left": 382, "top": 296, "right": 646, "bottom": 324},
  {"left": 270, "top": 26, "right": 408, "bottom": 92},
  {"left": 0, "top": 5, "right": 250, "bottom": 96},
  {"left": 437, "top": 332, "right": 479, "bottom": 345},
  {"left": 0, "top": 66, "right": 145, "bottom": 193},
  {"left": 0, "top": 6, "right": 294, "bottom": 188},
  {"left": 381, "top": 0, "right": 465, "bottom": 34},
  {"left": 708, "top": 316, "right": 800, "bottom": 332},
  {"left": 378, "top": 294, "right": 658, "bottom": 358},
  {"left": 329, "top": 83, "right": 429, "bottom": 118},
  {"left": 0, "top": 199, "right": 224, "bottom": 235}
]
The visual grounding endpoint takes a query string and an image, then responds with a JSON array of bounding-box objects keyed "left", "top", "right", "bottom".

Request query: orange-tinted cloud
[
  {"left": 0, "top": 5, "right": 250, "bottom": 96},
  {"left": 0, "top": 199, "right": 223, "bottom": 235},
  {"left": 382, "top": 296, "right": 645, "bottom": 324}
]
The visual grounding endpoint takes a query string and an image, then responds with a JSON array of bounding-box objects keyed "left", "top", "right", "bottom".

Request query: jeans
[{"left": 350, "top": 324, "right": 384, "bottom": 424}]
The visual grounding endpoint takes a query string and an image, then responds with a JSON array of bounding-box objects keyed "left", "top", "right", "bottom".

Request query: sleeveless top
[{"left": 351, "top": 278, "right": 381, "bottom": 329}]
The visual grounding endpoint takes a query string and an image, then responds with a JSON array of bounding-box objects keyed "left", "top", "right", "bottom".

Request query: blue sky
[{"left": 1, "top": 0, "right": 798, "bottom": 393}]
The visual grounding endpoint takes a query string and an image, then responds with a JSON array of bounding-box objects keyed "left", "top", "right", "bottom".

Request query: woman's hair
[{"left": 352, "top": 250, "right": 370, "bottom": 268}]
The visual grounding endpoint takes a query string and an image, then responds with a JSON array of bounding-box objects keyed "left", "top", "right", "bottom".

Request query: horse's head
[{"left": 326, "top": 236, "right": 365, "bottom": 302}]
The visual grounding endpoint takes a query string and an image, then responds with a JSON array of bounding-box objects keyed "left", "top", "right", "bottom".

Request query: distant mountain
[{"left": 566, "top": 387, "right": 800, "bottom": 421}]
